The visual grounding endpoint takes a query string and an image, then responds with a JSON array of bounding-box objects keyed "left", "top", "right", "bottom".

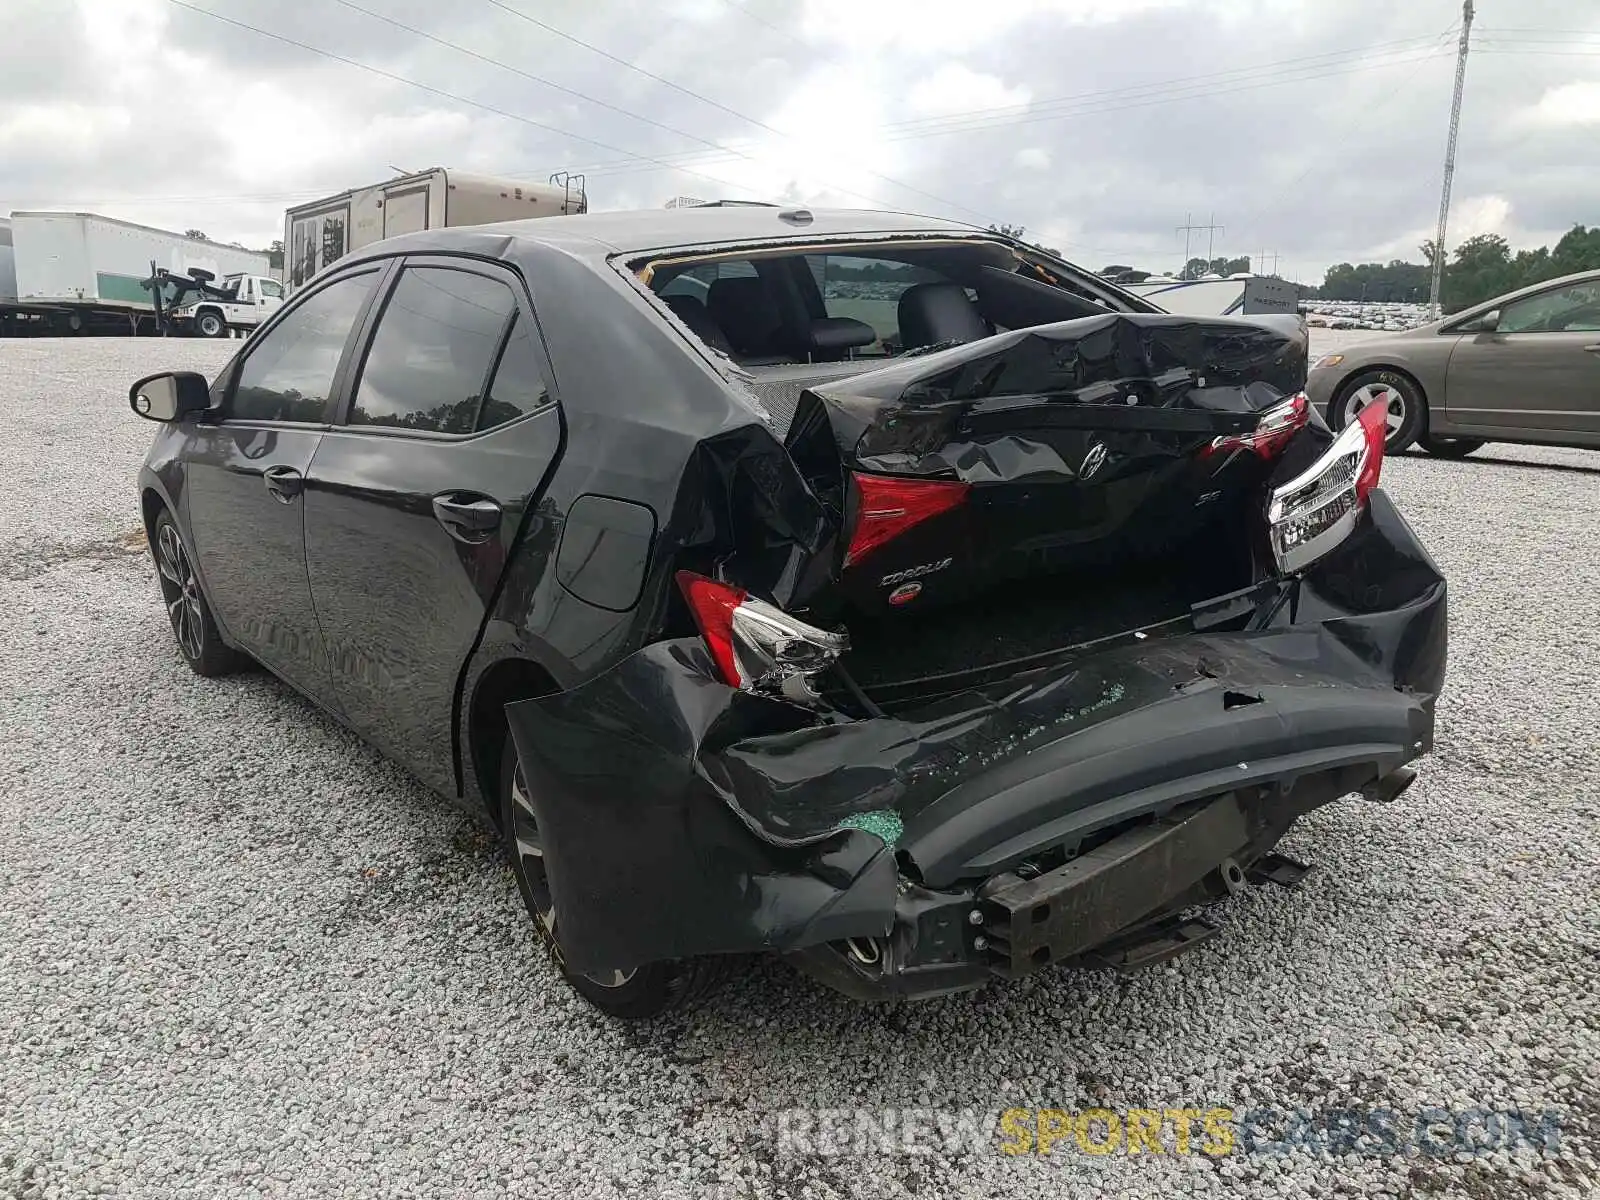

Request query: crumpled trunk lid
[{"left": 781, "top": 312, "right": 1307, "bottom": 617}]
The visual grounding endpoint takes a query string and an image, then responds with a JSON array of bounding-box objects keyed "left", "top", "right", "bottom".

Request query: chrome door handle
[
  {"left": 432, "top": 494, "right": 501, "bottom": 543},
  {"left": 262, "top": 465, "right": 304, "bottom": 503}
]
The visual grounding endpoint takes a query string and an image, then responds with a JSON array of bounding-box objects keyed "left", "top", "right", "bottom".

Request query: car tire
[
  {"left": 498, "top": 738, "right": 737, "bottom": 1019},
  {"left": 1419, "top": 435, "right": 1485, "bottom": 459},
  {"left": 1329, "top": 369, "right": 1425, "bottom": 454},
  {"left": 150, "top": 511, "right": 246, "bottom": 677},
  {"left": 195, "top": 309, "right": 228, "bottom": 339}
]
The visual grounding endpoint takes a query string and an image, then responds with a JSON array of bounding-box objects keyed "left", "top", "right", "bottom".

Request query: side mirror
[
  {"left": 1474, "top": 309, "right": 1501, "bottom": 332},
  {"left": 129, "top": 371, "right": 210, "bottom": 422}
]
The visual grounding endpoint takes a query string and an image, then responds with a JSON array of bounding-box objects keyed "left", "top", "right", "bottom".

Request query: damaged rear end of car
[{"left": 506, "top": 309, "right": 1446, "bottom": 1004}]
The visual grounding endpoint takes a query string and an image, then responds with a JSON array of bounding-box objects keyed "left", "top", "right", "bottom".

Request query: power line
[
  {"left": 878, "top": 49, "right": 1455, "bottom": 142},
  {"left": 1176, "top": 214, "right": 1225, "bottom": 269},
  {"left": 566, "top": 42, "right": 1457, "bottom": 181},
  {"left": 1224, "top": 22, "right": 1460, "bottom": 237},
  {"left": 874, "top": 35, "right": 1454, "bottom": 138},
  {"left": 326, "top": 0, "right": 999, "bottom": 221},
  {"left": 561, "top": 35, "right": 1456, "bottom": 177},
  {"left": 477, "top": 0, "right": 996, "bottom": 222},
  {"left": 710, "top": 0, "right": 804, "bottom": 45},
  {"left": 160, "top": 0, "right": 810, "bottom": 203}
]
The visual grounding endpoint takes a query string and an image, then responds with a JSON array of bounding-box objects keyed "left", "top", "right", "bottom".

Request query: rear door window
[
  {"left": 349, "top": 266, "right": 518, "bottom": 434},
  {"left": 229, "top": 271, "right": 377, "bottom": 423},
  {"left": 477, "top": 312, "right": 553, "bottom": 431}
]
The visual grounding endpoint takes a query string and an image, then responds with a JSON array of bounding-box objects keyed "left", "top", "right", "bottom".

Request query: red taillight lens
[
  {"left": 845, "top": 473, "right": 970, "bottom": 567},
  {"left": 1203, "top": 391, "right": 1310, "bottom": 460},
  {"left": 674, "top": 570, "right": 850, "bottom": 698},
  {"left": 1354, "top": 396, "right": 1387, "bottom": 502},
  {"left": 675, "top": 570, "right": 746, "bottom": 686}
]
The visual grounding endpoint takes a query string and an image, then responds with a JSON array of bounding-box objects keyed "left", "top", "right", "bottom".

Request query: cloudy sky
[{"left": 3, "top": 0, "right": 1597, "bottom": 283}]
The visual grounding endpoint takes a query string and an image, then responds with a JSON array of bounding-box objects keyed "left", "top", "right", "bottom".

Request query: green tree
[
  {"left": 183, "top": 229, "right": 208, "bottom": 240},
  {"left": 1443, "top": 234, "right": 1512, "bottom": 311},
  {"left": 1551, "top": 224, "right": 1600, "bottom": 275}
]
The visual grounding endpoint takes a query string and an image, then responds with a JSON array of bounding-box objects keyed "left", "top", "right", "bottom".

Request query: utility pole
[
  {"left": 1177, "top": 212, "right": 1225, "bottom": 273},
  {"left": 1429, "top": 0, "right": 1475, "bottom": 315}
]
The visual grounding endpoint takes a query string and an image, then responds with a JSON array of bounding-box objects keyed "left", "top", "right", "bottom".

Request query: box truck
[
  {"left": 0, "top": 212, "right": 274, "bottom": 337},
  {"left": 284, "top": 168, "right": 587, "bottom": 292}
]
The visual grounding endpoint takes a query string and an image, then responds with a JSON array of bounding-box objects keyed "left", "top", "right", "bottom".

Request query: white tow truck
[{"left": 163, "top": 272, "right": 286, "bottom": 338}]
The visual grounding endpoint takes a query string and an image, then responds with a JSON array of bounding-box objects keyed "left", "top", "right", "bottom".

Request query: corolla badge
[{"left": 1079, "top": 442, "right": 1109, "bottom": 480}]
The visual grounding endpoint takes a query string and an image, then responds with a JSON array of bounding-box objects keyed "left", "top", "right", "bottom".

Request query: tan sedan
[{"left": 1306, "top": 269, "right": 1600, "bottom": 457}]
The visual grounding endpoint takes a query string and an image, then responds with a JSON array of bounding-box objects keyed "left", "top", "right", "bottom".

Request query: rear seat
[
  {"left": 897, "top": 282, "right": 991, "bottom": 350},
  {"left": 661, "top": 294, "right": 733, "bottom": 355}
]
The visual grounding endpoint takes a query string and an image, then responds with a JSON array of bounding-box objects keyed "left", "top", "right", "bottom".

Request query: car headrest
[
  {"left": 897, "top": 282, "right": 989, "bottom": 350},
  {"left": 707, "top": 277, "right": 782, "bottom": 356},
  {"left": 805, "top": 317, "right": 877, "bottom": 359},
  {"left": 661, "top": 294, "right": 733, "bottom": 355}
]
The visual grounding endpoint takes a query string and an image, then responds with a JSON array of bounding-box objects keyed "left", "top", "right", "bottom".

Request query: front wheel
[
  {"left": 1419, "top": 434, "right": 1485, "bottom": 459},
  {"left": 1330, "top": 369, "right": 1425, "bottom": 454},
  {"left": 151, "top": 511, "right": 246, "bottom": 676},
  {"left": 499, "top": 739, "right": 736, "bottom": 1018}
]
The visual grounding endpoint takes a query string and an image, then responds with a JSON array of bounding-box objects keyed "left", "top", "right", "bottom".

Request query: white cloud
[
  {"left": 1452, "top": 194, "right": 1515, "bottom": 240},
  {"left": 1529, "top": 81, "right": 1600, "bottom": 127},
  {"left": 799, "top": 0, "right": 1186, "bottom": 53},
  {"left": 907, "top": 65, "right": 1031, "bottom": 118},
  {"left": 0, "top": 0, "right": 1596, "bottom": 277}
]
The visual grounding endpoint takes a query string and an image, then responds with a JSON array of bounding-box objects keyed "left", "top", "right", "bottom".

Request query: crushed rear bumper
[{"left": 506, "top": 491, "right": 1445, "bottom": 998}]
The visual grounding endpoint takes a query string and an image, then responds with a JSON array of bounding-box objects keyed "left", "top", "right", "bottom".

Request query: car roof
[{"left": 424, "top": 206, "right": 984, "bottom": 258}]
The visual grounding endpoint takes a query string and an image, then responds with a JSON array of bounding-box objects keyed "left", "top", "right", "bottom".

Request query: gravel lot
[{"left": 3, "top": 334, "right": 1598, "bottom": 1199}]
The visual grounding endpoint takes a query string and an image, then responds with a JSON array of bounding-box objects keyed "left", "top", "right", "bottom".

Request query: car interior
[
  {"left": 645, "top": 240, "right": 1128, "bottom": 364},
  {"left": 640, "top": 239, "right": 1138, "bottom": 431}
]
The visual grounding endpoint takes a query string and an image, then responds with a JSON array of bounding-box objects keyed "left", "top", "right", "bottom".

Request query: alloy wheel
[
  {"left": 1342, "top": 382, "right": 1407, "bottom": 443},
  {"left": 508, "top": 759, "right": 636, "bottom": 989},
  {"left": 156, "top": 525, "right": 204, "bottom": 660}
]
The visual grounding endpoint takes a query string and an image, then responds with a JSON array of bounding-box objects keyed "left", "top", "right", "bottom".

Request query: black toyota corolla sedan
[{"left": 133, "top": 206, "right": 1447, "bottom": 1018}]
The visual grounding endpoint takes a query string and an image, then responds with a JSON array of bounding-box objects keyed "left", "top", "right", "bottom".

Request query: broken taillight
[
  {"left": 844, "top": 472, "right": 970, "bottom": 567},
  {"left": 675, "top": 570, "right": 849, "bottom": 702},
  {"left": 1266, "top": 399, "right": 1387, "bottom": 574},
  {"left": 1203, "top": 391, "right": 1310, "bottom": 460}
]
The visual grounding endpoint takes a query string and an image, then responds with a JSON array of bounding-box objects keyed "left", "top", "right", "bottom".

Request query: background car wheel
[
  {"left": 498, "top": 738, "right": 736, "bottom": 1019},
  {"left": 1419, "top": 435, "right": 1485, "bottom": 459},
  {"left": 1330, "top": 369, "right": 1425, "bottom": 454},
  {"left": 195, "top": 309, "right": 227, "bottom": 338},
  {"left": 150, "top": 511, "right": 246, "bottom": 677}
]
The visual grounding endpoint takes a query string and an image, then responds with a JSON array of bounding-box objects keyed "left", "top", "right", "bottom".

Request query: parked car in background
[
  {"left": 129, "top": 207, "right": 1446, "bottom": 1018},
  {"left": 1307, "top": 269, "right": 1600, "bottom": 457}
]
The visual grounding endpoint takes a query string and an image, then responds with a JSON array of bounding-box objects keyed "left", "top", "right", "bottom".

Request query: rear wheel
[
  {"left": 1330, "top": 369, "right": 1424, "bottom": 453},
  {"left": 499, "top": 739, "right": 735, "bottom": 1018},
  {"left": 194, "top": 309, "right": 227, "bottom": 338},
  {"left": 1419, "top": 434, "right": 1485, "bottom": 459},
  {"left": 151, "top": 511, "right": 246, "bottom": 677}
]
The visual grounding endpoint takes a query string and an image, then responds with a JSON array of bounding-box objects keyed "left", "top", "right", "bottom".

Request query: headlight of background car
[{"left": 1311, "top": 353, "right": 1345, "bottom": 371}]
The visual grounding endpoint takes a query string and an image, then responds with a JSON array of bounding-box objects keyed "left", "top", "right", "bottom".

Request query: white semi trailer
[
  {"left": 284, "top": 168, "right": 586, "bottom": 293},
  {"left": 0, "top": 212, "right": 274, "bottom": 337}
]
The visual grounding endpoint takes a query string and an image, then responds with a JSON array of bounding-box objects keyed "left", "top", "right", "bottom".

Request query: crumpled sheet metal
[
  {"left": 505, "top": 491, "right": 1446, "bottom": 974},
  {"left": 793, "top": 314, "right": 1305, "bottom": 484}
]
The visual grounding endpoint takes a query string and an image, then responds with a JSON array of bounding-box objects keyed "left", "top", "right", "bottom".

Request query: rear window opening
[{"left": 636, "top": 238, "right": 1148, "bottom": 375}]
